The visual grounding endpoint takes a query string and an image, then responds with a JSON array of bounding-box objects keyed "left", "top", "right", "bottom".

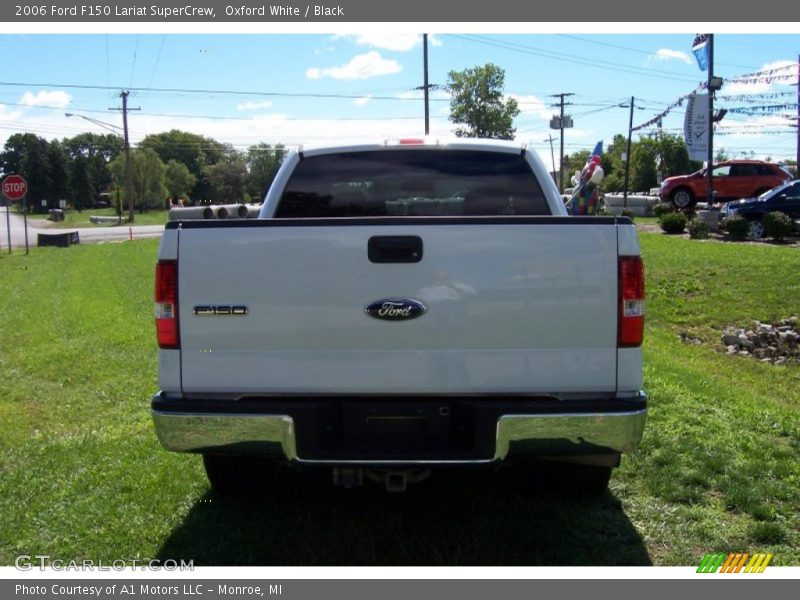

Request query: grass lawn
[
  {"left": 26, "top": 207, "right": 169, "bottom": 228},
  {"left": 0, "top": 234, "right": 797, "bottom": 566}
]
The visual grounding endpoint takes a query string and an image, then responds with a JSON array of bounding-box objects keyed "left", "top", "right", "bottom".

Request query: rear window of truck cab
[{"left": 275, "top": 149, "right": 550, "bottom": 218}]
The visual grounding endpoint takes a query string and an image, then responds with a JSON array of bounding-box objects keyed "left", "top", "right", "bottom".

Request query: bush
[
  {"left": 652, "top": 203, "right": 672, "bottom": 218},
  {"left": 660, "top": 212, "right": 687, "bottom": 234},
  {"left": 764, "top": 211, "right": 793, "bottom": 241},
  {"left": 620, "top": 208, "right": 635, "bottom": 220},
  {"left": 688, "top": 218, "right": 709, "bottom": 240},
  {"left": 723, "top": 214, "right": 749, "bottom": 241}
]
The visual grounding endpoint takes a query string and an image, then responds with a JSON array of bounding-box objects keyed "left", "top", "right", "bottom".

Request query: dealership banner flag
[
  {"left": 684, "top": 93, "right": 709, "bottom": 162},
  {"left": 692, "top": 34, "right": 710, "bottom": 71}
]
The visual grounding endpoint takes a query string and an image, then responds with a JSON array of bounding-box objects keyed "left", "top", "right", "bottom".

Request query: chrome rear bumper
[{"left": 152, "top": 392, "right": 647, "bottom": 465}]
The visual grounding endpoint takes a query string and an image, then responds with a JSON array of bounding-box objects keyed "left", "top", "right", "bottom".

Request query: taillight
[
  {"left": 618, "top": 256, "right": 645, "bottom": 348},
  {"left": 155, "top": 260, "right": 179, "bottom": 349}
]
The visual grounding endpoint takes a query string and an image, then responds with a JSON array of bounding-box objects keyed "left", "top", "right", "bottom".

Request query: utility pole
[
  {"left": 110, "top": 91, "right": 139, "bottom": 223},
  {"left": 544, "top": 134, "right": 558, "bottom": 184},
  {"left": 707, "top": 35, "right": 715, "bottom": 207},
  {"left": 623, "top": 96, "right": 635, "bottom": 209},
  {"left": 550, "top": 93, "right": 574, "bottom": 192},
  {"left": 423, "top": 33, "right": 430, "bottom": 135}
]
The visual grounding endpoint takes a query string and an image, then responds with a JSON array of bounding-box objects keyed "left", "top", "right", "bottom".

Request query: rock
[
  {"left": 760, "top": 358, "right": 772, "bottom": 363},
  {"left": 723, "top": 333, "right": 741, "bottom": 346},
  {"left": 777, "top": 325, "right": 793, "bottom": 332},
  {"left": 726, "top": 345, "right": 738, "bottom": 354}
]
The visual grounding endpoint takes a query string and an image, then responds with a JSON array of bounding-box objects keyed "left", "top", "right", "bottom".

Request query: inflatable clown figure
[{"left": 569, "top": 141, "right": 604, "bottom": 216}]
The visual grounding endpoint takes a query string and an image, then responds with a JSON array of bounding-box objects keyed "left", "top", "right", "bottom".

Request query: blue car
[{"left": 723, "top": 180, "right": 800, "bottom": 239}]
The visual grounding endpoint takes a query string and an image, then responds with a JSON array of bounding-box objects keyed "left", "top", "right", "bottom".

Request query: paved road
[{"left": 0, "top": 207, "right": 164, "bottom": 250}]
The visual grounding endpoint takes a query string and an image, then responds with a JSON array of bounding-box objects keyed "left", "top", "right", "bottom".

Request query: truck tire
[
  {"left": 670, "top": 188, "right": 695, "bottom": 210},
  {"left": 202, "top": 454, "right": 272, "bottom": 495}
]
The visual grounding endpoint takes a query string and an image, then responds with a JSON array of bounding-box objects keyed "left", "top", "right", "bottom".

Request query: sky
[{"left": 0, "top": 31, "right": 798, "bottom": 170}]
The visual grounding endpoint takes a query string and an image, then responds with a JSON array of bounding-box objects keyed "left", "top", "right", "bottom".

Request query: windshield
[{"left": 275, "top": 149, "right": 549, "bottom": 218}]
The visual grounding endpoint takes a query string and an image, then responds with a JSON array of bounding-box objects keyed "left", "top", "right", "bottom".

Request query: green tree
[
  {"left": 164, "top": 160, "right": 197, "bottom": 205},
  {"left": 630, "top": 139, "right": 658, "bottom": 192},
  {"left": 600, "top": 134, "right": 629, "bottom": 192},
  {"left": 1, "top": 133, "right": 55, "bottom": 212},
  {"left": 110, "top": 148, "right": 167, "bottom": 212},
  {"left": 447, "top": 63, "right": 520, "bottom": 139},
  {"left": 245, "top": 143, "right": 286, "bottom": 202},
  {"left": 630, "top": 134, "right": 698, "bottom": 192},
  {"left": 62, "top": 133, "right": 124, "bottom": 208},
  {"left": 140, "top": 130, "right": 225, "bottom": 201},
  {"left": 68, "top": 154, "right": 94, "bottom": 212},
  {"left": 204, "top": 157, "right": 247, "bottom": 203},
  {"left": 47, "top": 139, "right": 69, "bottom": 207}
]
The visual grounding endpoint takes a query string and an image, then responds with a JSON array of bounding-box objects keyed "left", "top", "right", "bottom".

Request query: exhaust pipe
[{"left": 168, "top": 206, "right": 215, "bottom": 221}]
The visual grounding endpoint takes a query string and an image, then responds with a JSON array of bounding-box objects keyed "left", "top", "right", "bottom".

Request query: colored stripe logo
[{"left": 697, "top": 553, "right": 773, "bottom": 573}]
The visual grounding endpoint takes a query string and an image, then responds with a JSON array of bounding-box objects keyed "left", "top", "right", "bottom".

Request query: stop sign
[{"left": 2, "top": 174, "right": 28, "bottom": 201}]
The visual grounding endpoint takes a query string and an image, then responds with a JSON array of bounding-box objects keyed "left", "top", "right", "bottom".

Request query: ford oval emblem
[{"left": 365, "top": 298, "right": 426, "bottom": 321}]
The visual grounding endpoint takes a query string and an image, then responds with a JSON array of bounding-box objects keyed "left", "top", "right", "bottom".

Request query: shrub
[
  {"left": 660, "top": 212, "right": 687, "bottom": 234},
  {"left": 620, "top": 208, "right": 635, "bottom": 220},
  {"left": 764, "top": 211, "right": 793, "bottom": 241},
  {"left": 723, "top": 214, "right": 749, "bottom": 241},
  {"left": 652, "top": 203, "right": 671, "bottom": 218},
  {"left": 688, "top": 218, "right": 709, "bottom": 240}
]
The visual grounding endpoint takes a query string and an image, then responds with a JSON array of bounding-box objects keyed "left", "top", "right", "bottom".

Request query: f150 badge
[
  {"left": 364, "top": 299, "right": 426, "bottom": 321},
  {"left": 193, "top": 305, "right": 248, "bottom": 316}
]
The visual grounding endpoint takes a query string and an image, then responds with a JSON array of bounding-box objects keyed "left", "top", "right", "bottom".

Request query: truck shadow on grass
[{"left": 156, "top": 464, "right": 651, "bottom": 566}]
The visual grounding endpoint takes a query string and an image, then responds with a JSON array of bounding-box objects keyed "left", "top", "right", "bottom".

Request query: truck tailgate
[{"left": 176, "top": 219, "right": 620, "bottom": 395}]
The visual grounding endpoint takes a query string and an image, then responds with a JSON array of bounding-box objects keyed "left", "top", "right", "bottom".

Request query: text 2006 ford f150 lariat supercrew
[{"left": 151, "top": 138, "right": 646, "bottom": 494}]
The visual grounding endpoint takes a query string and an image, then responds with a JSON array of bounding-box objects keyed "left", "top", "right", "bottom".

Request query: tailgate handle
[{"left": 368, "top": 236, "right": 423, "bottom": 263}]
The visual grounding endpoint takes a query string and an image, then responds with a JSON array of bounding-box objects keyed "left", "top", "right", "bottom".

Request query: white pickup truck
[{"left": 151, "top": 138, "right": 646, "bottom": 494}]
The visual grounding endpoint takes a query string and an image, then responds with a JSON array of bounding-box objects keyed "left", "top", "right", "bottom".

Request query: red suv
[{"left": 660, "top": 160, "right": 793, "bottom": 209}]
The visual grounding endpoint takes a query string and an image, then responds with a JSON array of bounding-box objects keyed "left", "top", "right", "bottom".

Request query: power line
[
  {"left": 555, "top": 34, "right": 760, "bottom": 71},
  {"left": 447, "top": 34, "right": 703, "bottom": 85},
  {"left": 0, "top": 101, "right": 449, "bottom": 122},
  {"left": 0, "top": 80, "right": 452, "bottom": 102},
  {"left": 145, "top": 36, "right": 167, "bottom": 95},
  {"left": 129, "top": 35, "right": 139, "bottom": 88}
]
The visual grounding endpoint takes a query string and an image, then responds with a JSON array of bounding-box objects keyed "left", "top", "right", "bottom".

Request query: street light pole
[{"left": 65, "top": 112, "right": 123, "bottom": 135}]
